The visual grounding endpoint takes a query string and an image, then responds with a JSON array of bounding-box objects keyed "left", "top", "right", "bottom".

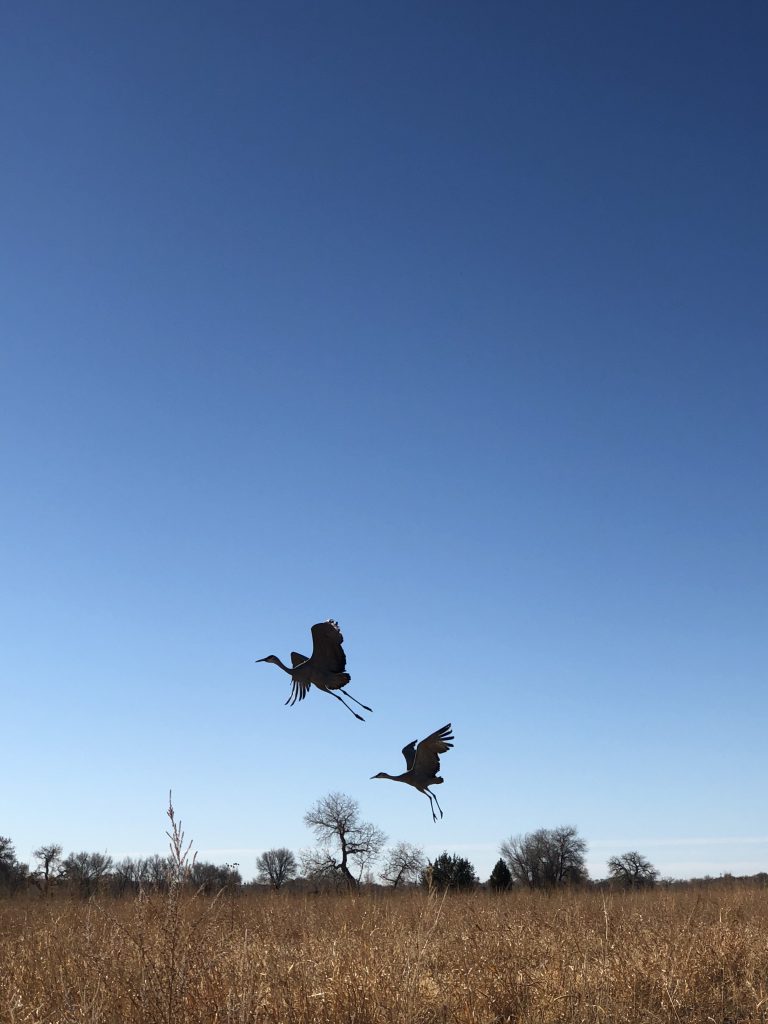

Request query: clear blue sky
[{"left": 2, "top": 1, "right": 766, "bottom": 883}]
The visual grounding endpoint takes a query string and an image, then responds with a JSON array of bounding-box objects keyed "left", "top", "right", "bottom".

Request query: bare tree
[
  {"left": 607, "top": 850, "right": 659, "bottom": 889},
  {"left": 33, "top": 843, "right": 63, "bottom": 895},
  {"left": 501, "top": 826, "right": 588, "bottom": 888},
  {"left": 145, "top": 853, "right": 173, "bottom": 891},
  {"left": 61, "top": 851, "right": 114, "bottom": 898},
  {"left": 380, "top": 842, "right": 426, "bottom": 888},
  {"left": 256, "top": 848, "right": 297, "bottom": 890},
  {"left": 88, "top": 853, "right": 174, "bottom": 895},
  {"left": 299, "top": 847, "right": 343, "bottom": 889},
  {"left": 189, "top": 861, "right": 242, "bottom": 894},
  {"left": 111, "top": 856, "right": 154, "bottom": 896},
  {"left": 303, "top": 792, "right": 386, "bottom": 889}
]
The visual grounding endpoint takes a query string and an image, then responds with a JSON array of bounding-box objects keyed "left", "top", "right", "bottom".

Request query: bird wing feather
[
  {"left": 288, "top": 653, "right": 310, "bottom": 702},
  {"left": 401, "top": 740, "right": 418, "bottom": 770},
  {"left": 413, "top": 723, "right": 454, "bottom": 776},
  {"left": 287, "top": 679, "right": 310, "bottom": 704},
  {"left": 310, "top": 620, "right": 347, "bottom": 673}
]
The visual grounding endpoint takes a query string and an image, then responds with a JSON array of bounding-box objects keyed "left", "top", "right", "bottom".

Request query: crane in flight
[
  {"left": 371, "top": 723, "right": 454, "bottom": 821},
  {"left": 256, "top": 620, "right": 372, "bottom": 721}
]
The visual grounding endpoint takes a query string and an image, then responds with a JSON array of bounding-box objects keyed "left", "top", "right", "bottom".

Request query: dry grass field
[{"left": 2, "top": 884, "right": 768, "bottom": 1024}]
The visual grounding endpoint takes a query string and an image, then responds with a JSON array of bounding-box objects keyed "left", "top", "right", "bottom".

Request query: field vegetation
[{"left": 3, "top": 882, "right": 768, "bottom": 1023}]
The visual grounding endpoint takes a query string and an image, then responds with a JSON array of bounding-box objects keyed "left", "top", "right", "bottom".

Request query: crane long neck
[{"left": 273, "top": 657, "right": 294, "bottom": 675}]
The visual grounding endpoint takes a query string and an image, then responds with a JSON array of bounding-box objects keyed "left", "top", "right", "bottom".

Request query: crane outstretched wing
[
  {"left": 401, "top": 740, "right": 418, "bottom": 770},
  {"left": 310, "top": 620, "right": 347, "bottom": 673},
  {"left": 287, "top": 652, "right": 310, "bottom": 704},
  {"left": 412, "top": 723, "right": 454, "bottom": 776}
]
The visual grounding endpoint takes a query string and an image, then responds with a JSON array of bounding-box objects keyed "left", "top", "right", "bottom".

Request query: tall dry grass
[{"left": 2, "top": 884, "right": 768, "bottom": 1023}]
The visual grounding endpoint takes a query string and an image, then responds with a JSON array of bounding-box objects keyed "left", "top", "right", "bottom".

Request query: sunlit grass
[{"left": 3, "top": 885, "right": 768, "bottom": 1022}]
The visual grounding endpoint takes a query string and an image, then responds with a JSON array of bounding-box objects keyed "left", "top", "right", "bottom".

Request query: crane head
[
  {"left": 370, "top": 772, "right": 391, "bottom": 780},
  {"left": 255, "top": 655, "right": 281, "bottom": 665}
]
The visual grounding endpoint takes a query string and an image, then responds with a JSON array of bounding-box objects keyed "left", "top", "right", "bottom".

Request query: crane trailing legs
[
  {"left": 371, "top": 723, "right": 454, "bottom": 821},
  {"left": 256, "top": 619, "right": 372, "bottom": 722}
]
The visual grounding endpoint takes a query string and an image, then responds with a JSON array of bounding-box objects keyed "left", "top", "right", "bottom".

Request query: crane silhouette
[
  {"left": 256, "top": 620, "right": 372, "bottom": 721},
  {"left": 371, "top": 723, "right": 454, "bottom": 821}
]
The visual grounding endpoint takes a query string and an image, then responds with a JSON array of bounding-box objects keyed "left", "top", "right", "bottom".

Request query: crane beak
[{"left": 255, "top": 657, "right": 268, "bottom": 662}]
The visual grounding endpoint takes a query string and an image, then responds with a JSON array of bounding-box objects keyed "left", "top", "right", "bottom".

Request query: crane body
[
  {"left": 372, "top": 723, "right": 454, "bottom": 821},
  {"left": 256, "top": 620, "right": 372, "bottom": 721}
]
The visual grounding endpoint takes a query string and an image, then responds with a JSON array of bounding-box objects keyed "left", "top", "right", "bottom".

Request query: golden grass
[{"left": 3, "top": 885, "right": 768, "bottom": 1023}]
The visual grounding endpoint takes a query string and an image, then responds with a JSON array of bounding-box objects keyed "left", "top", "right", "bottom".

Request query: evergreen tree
[
  {"left": 489, "top": 857, "right": 512, "bottom": 890},
  {"left": 425, "top": 851, "right": 477, "bottom": 891}
]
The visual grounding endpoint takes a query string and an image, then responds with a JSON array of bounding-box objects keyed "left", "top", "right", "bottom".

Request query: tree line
[
  {"left": 3, "top": 793, "right": 762, "bottom": 898},
  {"left": 0, "top": 838, "right": 242, "bottom": 898}
]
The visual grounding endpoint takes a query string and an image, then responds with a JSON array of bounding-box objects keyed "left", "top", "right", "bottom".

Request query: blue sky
[{"left": 2, "top": 1, "right": 766, "bottom": 883}]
